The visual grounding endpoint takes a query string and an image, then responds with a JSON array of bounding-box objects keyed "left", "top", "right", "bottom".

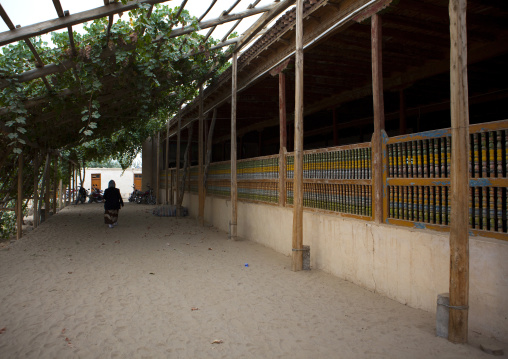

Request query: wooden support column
[
  {"left": 176, "top": 112, "right": 181, "bottom": 216},
  {"left": 165, "top": 121, "right": 170, "bottom": 205},
  {"left": 371, "top": 13, "right": 385, "bottom": 224},
  {"left": 33, "top": 155, "right": 39, "bottom": 228},
  {"left": 16, "top": 154, "right": 23, "bottom": 240},
  {"left": 156, "top": 132, "right": 160, "bottom": 205},
  {"left": 448, "top": 0, "right": 469, "bottom": 344},
  {"left": 230, "top": 51, "right": 238, "bottom": 240},
  {"left": 198, "top": 85, "right": 205, "bottom": 226},
  {"left": 72, "top": 165, "right": 76, "bottom": 202},
  {"left": 58, "top": 178, "right": 63, "bottom": 210},
  {"left": 52, "top": 156, "right": 58, "bottom": 214},
  {"left": 292, "top": 0, "right": 304, "bottom": 271}
]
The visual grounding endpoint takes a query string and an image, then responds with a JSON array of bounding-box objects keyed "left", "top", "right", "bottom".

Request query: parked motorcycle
[
  {"left": 136, "top": 185, "right": 156, "bottom": 205},
  {"left": 88, "top": 187, "right": 104, "bottom": 203},
  {"left": 128, "top": 185, "right": 141, "bottom": 202}
]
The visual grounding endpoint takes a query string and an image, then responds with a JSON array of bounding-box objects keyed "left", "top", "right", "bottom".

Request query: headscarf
[{"left": 109, "top": 180, "right": 116, "bottom": 188}]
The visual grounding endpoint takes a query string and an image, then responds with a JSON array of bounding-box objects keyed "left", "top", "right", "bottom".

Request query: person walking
[{"left": 103, "top": 180, "right": 124, "bottom": 228}]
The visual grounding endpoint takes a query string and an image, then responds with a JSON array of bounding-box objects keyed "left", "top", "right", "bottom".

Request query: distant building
[{"left": 82, "top": 168, "right": 142, "bottom": 198}]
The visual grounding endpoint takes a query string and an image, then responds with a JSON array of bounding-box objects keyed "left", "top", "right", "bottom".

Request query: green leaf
[
  {"left": 84, "top": 130, "right": 93, "bottom": 136},
  {"left": 89, "top": 122, "right": 97, "bottom": 129},
  {"left": 81, "top": 115, "right": 89, "bottom": 122},
  {"left": 17, "top": 127, "right": 27, "bottom": 134},
  {"left": 91, "top": 111, "right": 101, "bottom": 119}
]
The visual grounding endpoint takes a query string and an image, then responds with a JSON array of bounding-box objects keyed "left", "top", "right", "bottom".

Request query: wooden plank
[
  {"left": 198, "top": 85, "right": 205, "bottom": 226},
  {"left": 292, "top": 0, "right": 304, "bottom": 272},
  {"left": 371, "top": 13, "right": 385, "bottom": 224},
  {"left": 448, "top": 0, "right": 469, "bottom": 344},
  {"left": 231, "top": 51, "right": 238, "bottom": 240},
  {"left": 16, "top": 154, "right": 23, "bottom": 240}
]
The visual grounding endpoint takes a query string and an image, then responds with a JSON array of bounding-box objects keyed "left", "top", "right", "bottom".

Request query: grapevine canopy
[{"left": 0, "top": 0, "right": 287, "bottom": 168}]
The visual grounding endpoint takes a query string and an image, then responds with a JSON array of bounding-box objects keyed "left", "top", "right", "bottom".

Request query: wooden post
[
  {"left": 16, "top": 154, "right": 23, "bottom": 240},
  {"left": 165, "top": 120, "right": 170, "bottom": 205},
  {"left": 156, "top": 132, "right": 160, "bottom": 204},
  {"left": 33, "top": 155, "right": 39, "bottom": 228},
  {"left": 399, "top": 90, "right": 407, "bottom": 135},
  {"left": 292, "top": 0, "right": 304, "bottom": 271},
  {"left": 448, "top": 0, "right": 469, "bottom": 344},
  {"left": 52, "top": 156, "right": 58, "bottom": 214},
  {"left": 371, "top": 13, "right": 385, "bottom": 224},
  {"left": 176, "top": 112, "right": 181, "bottom": 216},
  {"left": 59, "top": 179, "right": 63, "bottom": 209},
  {"left": 231, "top": 51, "right": 238, "bottom": 240},
  {"left": 198, "top": 85, "right": 205, "bottom": 226}
]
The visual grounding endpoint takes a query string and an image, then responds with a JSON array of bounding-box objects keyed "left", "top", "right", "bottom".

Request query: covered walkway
[{"left": 0, "top": 203, "right": 503, "bottom": 358}]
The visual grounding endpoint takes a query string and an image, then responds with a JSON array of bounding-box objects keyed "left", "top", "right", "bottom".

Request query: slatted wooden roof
[{"left": 169, "top": 0, "right": 508, "bottom": 162}]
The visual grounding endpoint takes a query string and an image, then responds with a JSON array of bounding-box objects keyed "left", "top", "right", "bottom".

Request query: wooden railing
[
  {"left": 386, "top": 119, "right": 508, "bottom": 240},
  {"left": 286, "top": 143, "right": 372, "bottom": 218},
  {"left": 161, "top": 119, "right": 508, "bottom": 241}
]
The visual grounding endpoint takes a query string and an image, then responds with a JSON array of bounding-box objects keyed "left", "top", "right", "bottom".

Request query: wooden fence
[{"left": 161, "top": 119, "right": 508, "bottom": 241}]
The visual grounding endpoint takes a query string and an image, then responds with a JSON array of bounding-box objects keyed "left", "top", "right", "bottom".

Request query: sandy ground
[{"left": 0, "top": 202, "right": 505, "bottom": 358}]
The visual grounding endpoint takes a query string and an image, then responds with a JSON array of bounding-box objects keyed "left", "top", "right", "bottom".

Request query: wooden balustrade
[{"left": 161, "top": 119, "right": 508, "bottom": 241}]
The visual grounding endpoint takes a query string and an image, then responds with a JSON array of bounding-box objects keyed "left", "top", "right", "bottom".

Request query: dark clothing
[{"left": 103, "top": 187, "right": 124, "bottom": 210}]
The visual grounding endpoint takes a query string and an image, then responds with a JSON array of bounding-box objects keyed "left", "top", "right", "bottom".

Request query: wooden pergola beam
[
  {"left": 235, "top": 0, "right": 295, "bottom": 53},
  {"left": 0, "top": 0, "right": 168, "bottom": 46}
]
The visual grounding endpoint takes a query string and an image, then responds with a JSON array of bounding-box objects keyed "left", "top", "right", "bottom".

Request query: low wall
[{"left": 179, "top": 192, "right": 508, "bottom": 341}]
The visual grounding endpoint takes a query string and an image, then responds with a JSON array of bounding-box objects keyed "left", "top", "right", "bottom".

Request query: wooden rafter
[
  {"left": 0, "top": 0, "right": 169, "bottom": 46},
  {"left": 0, "top": 4, "right": 52, "bottom": 91},
  {"left": 0, "top": 3, "right": 278, "bottom": 90}
]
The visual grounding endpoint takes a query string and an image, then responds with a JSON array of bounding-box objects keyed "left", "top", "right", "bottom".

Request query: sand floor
[{"left": 0, "top": 202, "right": 505, "bottom": 358}]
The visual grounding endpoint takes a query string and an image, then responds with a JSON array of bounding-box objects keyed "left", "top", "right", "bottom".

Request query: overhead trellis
[{"left": 0, "top": 0, "right": 291, "bottom": 237}]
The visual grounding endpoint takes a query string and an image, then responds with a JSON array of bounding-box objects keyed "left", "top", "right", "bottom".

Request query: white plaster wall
[
  {"left": 180, "top": 192, "right": 508, "bottom": 340},
  {"left": 83, "top": 168, "right": 141, "bottom": 198}
]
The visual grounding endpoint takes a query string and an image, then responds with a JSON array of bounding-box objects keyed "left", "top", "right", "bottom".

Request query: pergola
[{"left": 0, "top": 0, "right": 293, "bottom": 239}]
